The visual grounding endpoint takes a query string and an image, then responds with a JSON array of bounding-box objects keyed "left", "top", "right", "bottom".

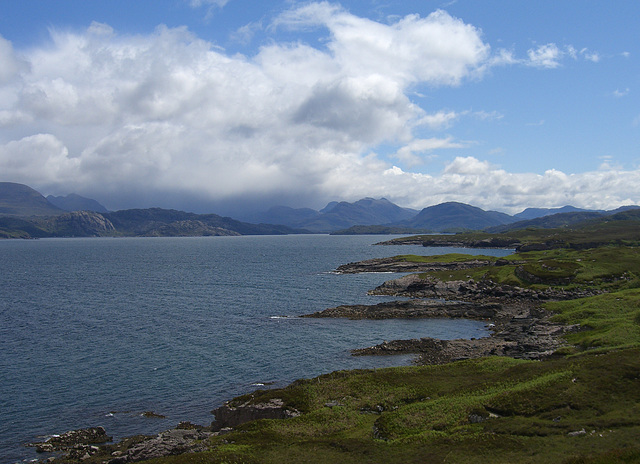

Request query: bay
[{"left": 0, "top": 235, "right": 512, "bottom": 462}]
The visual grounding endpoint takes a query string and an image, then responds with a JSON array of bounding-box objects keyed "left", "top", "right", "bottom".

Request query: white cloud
[
  {"left": 0, "top": 134, "right": 79, "bottom": 186},
  {"left": 0, "top": 35, "right": 28, "bottom": 84},
  {"left": 417, "top": 110, "right": 460, "bottom": 129},
  {"left": 188, "top": 0, "right": 229, "bottom": 8},
  {"left": 527, "top": 43, "right": 562, "bottom": 68},
  {"left": 613, "top": 88, "right": 630, "bottom": 98},
  {"left": 273, "top": 5, "right": 490, "bottom": 86},
  {"left": 580, "top": 47, "right": 601, "bottom": 63},
  {"left": 394, "top": 137, "right": 464, "bottom": 166},
  {"left": 0, "top": 5, "right": 636, "bottom": 215}
]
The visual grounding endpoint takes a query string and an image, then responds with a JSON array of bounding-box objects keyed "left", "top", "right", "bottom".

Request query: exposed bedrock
[
  {"left": 302, "top": 299, "right": 500, "bottom": 320},
  {"left": 210, "top": 398, "right": 300, "bottom": 432},
  {"left": 334, "top": 257, "right": 493, "bottom": 274},
  {"left": 27, "top": 426, "right": 112, "bottom": 454},
  {"left": 371, "top": 273, "right": 599, "bottom": 301}
]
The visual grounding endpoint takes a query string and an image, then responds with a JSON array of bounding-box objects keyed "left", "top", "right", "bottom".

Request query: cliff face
[{"left": 48, "top": 211, "right": 116, "bottom": 237}]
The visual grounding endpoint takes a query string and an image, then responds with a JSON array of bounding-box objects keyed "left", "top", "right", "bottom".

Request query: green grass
[
  {"left": 546, "top": 289, "right": 640, "bottom": 351},
  {"left": 395, "top": 246, "right": 640, "bottom": 294},
  {"left": 395, "top": 253, "right": 498, "bottom": 263},
  {"left": 139, "top": 349, "right": 640, "bottom": 464}
]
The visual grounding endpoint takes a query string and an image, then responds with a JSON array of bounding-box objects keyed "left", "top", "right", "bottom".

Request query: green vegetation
[
  {"left": 407, "top": 247, "right": 640, "bottom": 294},
  {"left": 547, "top": 290, "right": 640, "bottom": 353},
  {"left": 143, "top": 349, "right": 640, "bottom": 464},
  {"left": 395, "top": 253, "right": 498, "bottom": 263}
]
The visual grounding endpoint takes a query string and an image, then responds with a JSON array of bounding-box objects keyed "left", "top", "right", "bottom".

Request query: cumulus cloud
[
  {"left": 0, "top": 4, "right": 635, "bottom": 214},
  {"left": 394, "top": 137, "right": 464, "bottom": 166},
  {"left": 525, "top": 43, "right": 604, "bottom": 68},
  {"left": 0, "top": 6, "right": 495, "bottom": 210},
  {"left": 527, "top": 43, "right": 562, "bottom": 68},
  {"left": 273, "top": 5, "right": 490, "bottom": 86},
  {"left": 356, "top": 158, "right": 640, "bottom": 214}
]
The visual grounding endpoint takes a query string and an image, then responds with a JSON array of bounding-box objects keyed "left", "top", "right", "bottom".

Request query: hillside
[
  {"left": 513, "top": 205, "right": 593, "bottom": 220},
  {"left": 400, "top": 201, "right": 516, "bottom": 231},
  {"left": 47, "top": 193, "right": 109, "bottom": 213},
  {"left": 0, "top": 182, "right": 64, "bottom": 217}
]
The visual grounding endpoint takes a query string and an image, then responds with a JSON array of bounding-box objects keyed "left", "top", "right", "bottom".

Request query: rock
[
  {"left": 49, "top": 211, "right": 116, "bottom": 236},
  {"left": 176, "top": 421, "right": 202, "bottom": 430},
  {"left": 568, "top": 429, "right": 587, "bottom": 437},
  {"left": 302, "top": 299, "right": 499, "bottom": 320},
  {"left": 324, "top": 401, "right": 342, "bottom": 408},
  {"left": 335, "top": 257, "right": 492, "bottom": 274},
  {"left": 211, "top": 398, "right": 301, "bottom": 432},
  {"left": 108, "top": 428, "right": 213, "bottom": 463},
  {"left": 468, "top": 413, "right": 487, "bottom": 423},
  {"left": 28, "top": 426, "right": 112, "bottom": 453}
]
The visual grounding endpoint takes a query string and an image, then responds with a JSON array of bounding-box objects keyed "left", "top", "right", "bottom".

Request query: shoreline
[{"left": 28, "top": 255, "right": 580, "bottom": 463}]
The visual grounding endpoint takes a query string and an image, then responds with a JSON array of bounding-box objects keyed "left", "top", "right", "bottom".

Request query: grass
[
  {"left": 137, "top": 349, "right": 640, "bottom": 464},
  {"left": 395, "top": 253, "right": 498, "bottom": 263},
  {"left": 546, "top": 289, "right": 640, "bottom": 352},
  {"left": 399, "top": 247, "right": 640, "bottom": 294}
]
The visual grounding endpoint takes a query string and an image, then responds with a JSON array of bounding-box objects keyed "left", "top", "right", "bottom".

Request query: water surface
[{"left": 0, "top": 235, "right": 512, "bottom": 462}]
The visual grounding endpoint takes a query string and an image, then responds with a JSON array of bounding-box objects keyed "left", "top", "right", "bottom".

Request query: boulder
[{"left": 211, "top": 398, "right": 300, "bottom": 431}]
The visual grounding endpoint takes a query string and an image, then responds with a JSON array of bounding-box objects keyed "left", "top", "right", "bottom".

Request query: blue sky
[{"left": 0, "top": 0, "right": 638, "bottom": 214}]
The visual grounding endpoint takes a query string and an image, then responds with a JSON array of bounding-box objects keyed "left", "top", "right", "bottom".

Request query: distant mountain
[
  {"left": 103, "top": 208, "right": 305, "bottom": 236},
  {"left": 0, "top": 182, "right": 64, "bottom": 217},
  {"left": 609, "top": 205, "right": 640, "bottom": 213},
  {"left": 486, "top": 211, "right": 606, "bottom": 233},
  {"left": 514, "top": 205, "right": 595, "bottom": 220},
  {"left": 330, "top": 225, "right": 431, "bottom": 235},
  {"left": 400, "top": 202, "right": 516, "bottom": 232},
  {"left": 46, "top": 193, "right": 109, "bottom": 213},
  {"left": 247, "top": 197, "right": 418, "bottom": 233},
  {"left": 487, "top": 206, "right": 640, "bottom": 233},
  {"left": 244, "top": 206, "right": 322, "bottom": 229},
  {"left": 0, "top": 183, "right": 309, "bottom": 238}
]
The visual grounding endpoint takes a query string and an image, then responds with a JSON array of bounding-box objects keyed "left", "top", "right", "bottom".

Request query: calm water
[{"left": 0, "top": 235, "right": 512, "bottom": 462}]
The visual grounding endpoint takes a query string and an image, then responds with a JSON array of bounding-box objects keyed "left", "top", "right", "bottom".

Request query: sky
[{"left": 0, "top": 0, "right": 639, "bottom": 215}]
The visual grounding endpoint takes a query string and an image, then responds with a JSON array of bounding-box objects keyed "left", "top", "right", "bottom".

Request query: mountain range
[{"left": 1, "top": 181, "right": 638, "bottom": 238}]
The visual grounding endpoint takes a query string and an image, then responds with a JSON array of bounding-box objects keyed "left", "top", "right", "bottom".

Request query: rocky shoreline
[
  {"left": 334, "top": 256, "right": 495, "bottom": 274},
  {"left": 28, "top": 255, "right": 583, "bottom": 463},
  {"left": 307, "top": 256, "right": 585, "bottom": 365},
  {"left": 26, "top": 400, "right": 300, "bottom": 464}
]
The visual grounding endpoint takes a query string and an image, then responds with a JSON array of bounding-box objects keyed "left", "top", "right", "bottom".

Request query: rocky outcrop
[
  {"left": 371, "top": 273, "right": 600, "bottom": 301},
  {"left": 49, "top": 211, "right": 116, "bottom": 237},
  {"left": 307, "top": 254, "right": 588, "bottom": 365},
  {"left": 351, "top": 337, "right": 516, "bottom": 363},
  {"left": 107, "top": 428, "right": 214, "bottom": 463},
  {"left": 211, "top": 398, "right": 300, "bottom": 432},
  {"left": 421, "top": 238, "right": 521, "bottom": 249},
  {"left": 144, "top": 220, "right": 241, "bottom": 237},
  {"left": 375, "top": 237, "right": 520, "bottom": 248},
  {"left": 335, "top": 257, "right": 493, "bottom": 274},
  {"left": 27, "top": 426, "right": 111, "bottom": 453},
  {"left": 350, "top": 306, "right": 580, "bottom": 364},
  {"left": 303, "top": 299, "right": 500, "bottom": 320}
]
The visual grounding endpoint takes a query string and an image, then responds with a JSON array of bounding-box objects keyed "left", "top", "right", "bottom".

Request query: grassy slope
[{"left": 151, "top": 349, "right": 640, "bottom": 464}]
